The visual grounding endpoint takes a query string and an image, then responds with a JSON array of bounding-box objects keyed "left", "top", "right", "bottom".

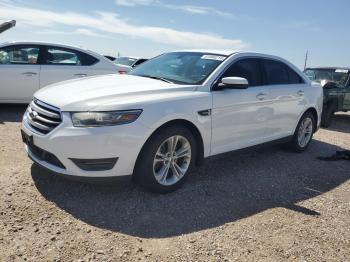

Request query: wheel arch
[
  {"left": 303, "top": 107, "right": 319, "bottom": 132},
  {"left": 133, "top": 119, "right": 205, "bottom": 176}
]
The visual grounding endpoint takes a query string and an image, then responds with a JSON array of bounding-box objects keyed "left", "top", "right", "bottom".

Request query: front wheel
[
  {"left": 289, "top": 112, "right": 315, "bottom": 152},
  {"left": 134, "top": 125, "right": 196, "bottom": 193}
]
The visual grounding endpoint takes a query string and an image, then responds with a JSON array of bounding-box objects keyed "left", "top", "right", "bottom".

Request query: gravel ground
[{"left": 0, "top": 105, "right": 349, "bottom": 262}]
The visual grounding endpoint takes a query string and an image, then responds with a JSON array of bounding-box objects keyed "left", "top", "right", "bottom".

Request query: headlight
[{"left": 71, "top": 110, "right": 142, "bottom": 127}]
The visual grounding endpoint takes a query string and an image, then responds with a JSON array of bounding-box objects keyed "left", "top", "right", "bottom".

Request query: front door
[
  {"left": 0, "top": 45, "right": 41, "bottom": 103},
  {"left": 211, "top": 58, "right": 271, "bottom": 155}
]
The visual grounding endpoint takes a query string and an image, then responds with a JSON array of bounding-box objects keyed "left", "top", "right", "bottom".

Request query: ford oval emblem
[{"left": 30, "top": 110, "right": 38, "bottom": 120}]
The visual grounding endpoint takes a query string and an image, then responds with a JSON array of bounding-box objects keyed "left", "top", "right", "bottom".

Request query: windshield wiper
[{"left": 140, "top": 75, "right": 174, "bottom": 84}]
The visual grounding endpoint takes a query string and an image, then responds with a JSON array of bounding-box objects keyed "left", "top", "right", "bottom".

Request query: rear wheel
[
  {"left": 289, "top": 111, "right": 315, "bottom": 152},
  {"left": 134, "top": 125, "right": 196, "bottom": 193}
]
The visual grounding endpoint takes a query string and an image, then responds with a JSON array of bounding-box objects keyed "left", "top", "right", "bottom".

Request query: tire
[
  {"left": 321, "top": 103, "right": 335, "bottom": 128},
  {"left": 289, "top": 111, "right": 315, "bottom": 153},
  {"left": 134, "top": 125, "right": 197, "bottom": 193}
]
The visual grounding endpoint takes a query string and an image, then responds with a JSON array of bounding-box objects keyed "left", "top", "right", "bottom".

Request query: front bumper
[{"left": 22, "top": 112, "right": 153, "bottom": 177}]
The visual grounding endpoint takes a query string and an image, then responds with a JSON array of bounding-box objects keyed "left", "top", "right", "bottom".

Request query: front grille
[{"left": 26, "top": 99, "right": 62, "bottom": 134}]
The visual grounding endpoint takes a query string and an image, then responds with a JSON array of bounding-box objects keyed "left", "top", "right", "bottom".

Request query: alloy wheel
[
  {"left": 153, "top": 135, "right": 191, "bottom": 186},
  {"left": 297, "top": 117, "right": 313, "bottom": 148}
]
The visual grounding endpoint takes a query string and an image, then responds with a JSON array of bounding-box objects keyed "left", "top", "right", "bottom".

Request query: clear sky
[{"left": 0, "top": 0, "right": 349, "bottom": 69}]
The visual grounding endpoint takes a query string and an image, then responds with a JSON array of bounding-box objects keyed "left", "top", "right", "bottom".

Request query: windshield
[
  {"left": 114, "top": 57, "right": 137, "bottom": 67},
  {"left": 304, "top": 68, "right": 350, "bottom": 86},
  {"left": 129, "top": 52, "right": 227, "bottom": 85}
]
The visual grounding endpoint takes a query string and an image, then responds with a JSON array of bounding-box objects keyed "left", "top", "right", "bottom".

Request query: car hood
[{"left": 34, "top": 74, "right": 198, "bottom": 111}]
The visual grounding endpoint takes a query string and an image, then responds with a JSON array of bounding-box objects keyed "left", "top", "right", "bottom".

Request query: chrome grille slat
[
  {"left": 28, "top": 107, "right": 60, "bottom": 125},
  {"left": 30, "top": 101, "right": 61, "bottom": 119},
  {"left": 27, "top": 113, "right": 53, "bottom": 131},
  {"left": 25, "top": 99, "right": 62, "bottom": 135}
]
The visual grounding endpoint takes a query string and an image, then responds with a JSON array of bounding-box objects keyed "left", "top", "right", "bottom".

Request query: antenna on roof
[
  {"left": 0, "top": 20, "right": 16, "bottom": 34},
  {"left": 303, "top": 50, "right": 308, "bottom": 70}
]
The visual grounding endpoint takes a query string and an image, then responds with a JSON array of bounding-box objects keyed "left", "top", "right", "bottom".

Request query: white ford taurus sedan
[
  {"left": 0, "top": 42, "right": 119, "bottom": 103},
  {"left": 21, "top": 50, "right": 323, "bottom": 193}
]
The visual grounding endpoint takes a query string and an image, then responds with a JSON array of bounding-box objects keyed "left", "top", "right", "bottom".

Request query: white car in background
[
  {"left": 21, "top": 50, "right": 323, "bottom": 193},
  {"left": 0, "top": 42, "right": 119, "bottom": 103},
  {"left": 113, "top": 56, "right": 148, "bottom": 74}
]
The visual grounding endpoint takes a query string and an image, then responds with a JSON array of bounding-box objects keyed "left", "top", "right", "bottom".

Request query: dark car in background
[{"left": 304, "top": 67, "right": 350, "bottom": 127}]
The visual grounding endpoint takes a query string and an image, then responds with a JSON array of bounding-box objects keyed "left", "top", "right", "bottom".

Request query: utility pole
[{"left": 303, "top": 50, "right": 308, "bottom": 70}]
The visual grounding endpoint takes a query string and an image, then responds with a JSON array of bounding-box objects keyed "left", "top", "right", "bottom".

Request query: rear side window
[
  {"left": 44, "top": 47, "right": 98, "bottom": 66},
  {"left": 222, "top": 58, "right": 263, "bottom": 86},
  {"left": 81, "top": 53, "right": 98, "bottom": 66},
  {"left": 262, "top": 59, "right": 304, "bottom": 85},
  {"left": 262, "top": 59, "right": 289, "bottom": 85},
  {"left": 0, "top": 45, "right": 40, "bottom": 65},
  {"left": 287, "top": 66, "right": 304, "bottom": 84},
  {"left": 46, "top": 47, "right": 81, "bottom": 65}
]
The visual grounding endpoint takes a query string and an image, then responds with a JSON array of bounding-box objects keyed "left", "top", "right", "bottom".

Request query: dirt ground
[{"left": 0, "top": 105, "right": 349, "bottom": 262}]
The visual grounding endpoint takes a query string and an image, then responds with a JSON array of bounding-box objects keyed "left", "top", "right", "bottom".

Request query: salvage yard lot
[{"left": 0, "top": 105, "right": 349, "bottom": 261}]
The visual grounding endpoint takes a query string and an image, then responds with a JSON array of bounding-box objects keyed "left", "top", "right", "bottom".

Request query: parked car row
[
  {"left": 0, "top": 42, "right": 148, "bottom": 103},
  {"left": 0, "top": 42, "right": 120, "bottom": 103},
  {"left": 20, "top": 49, "right": 323, "bottom": 193}
]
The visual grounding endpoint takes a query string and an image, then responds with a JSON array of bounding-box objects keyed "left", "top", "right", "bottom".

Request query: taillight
[{"left": 118, "top": 70, "right": 127, "bottom": 74}]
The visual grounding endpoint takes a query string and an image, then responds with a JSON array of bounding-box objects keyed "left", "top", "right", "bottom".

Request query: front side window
[
  {"left": 130, "top": 52, "right": 227, "bottom": 85},
  {"left": 221, "top": 58, "right": 263, "bottom": 86},
  {"left": 46, "top": 47, "right": 81, "bottom": 65},
  {"left": 0, "top": 45, "right": 39, "bottom": 65},
  {"left": 262, "top": 59, "right": 289, "bottom": 85}
]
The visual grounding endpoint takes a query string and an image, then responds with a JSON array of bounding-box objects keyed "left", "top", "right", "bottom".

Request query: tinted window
[
  {"left": 222, "top": 58, "right": 262, "bottom": 86},
  {"left": 46, "top": 47, "right": 81, "bottom": 65},
  {"left": 263, "top": 59, "right": 289, "bottom": 85},
  {"left": 287, "top": 66, "right": 304, "bottom": 84},
  {"left": 81, "top": 53, "right": 98, "bottom": 66},
  {"left": 133, "top": 59, "right": 147, "bottom": 67},
  {"left": 0, "top": 45, "right": 39, "bottom": 65}
]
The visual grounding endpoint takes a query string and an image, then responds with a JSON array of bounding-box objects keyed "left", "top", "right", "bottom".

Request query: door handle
[
  {"left": 74, "top": 73, "right": 87, "bottom": 77},
  {"left": 297, "top": 90, "right": 305, "bottom": 96},
  {"left": 256, "top": 93, "right": 267, "bottom": 100},
  {"left": 22, "top": 72, "right": 37, "bottom": 76}
]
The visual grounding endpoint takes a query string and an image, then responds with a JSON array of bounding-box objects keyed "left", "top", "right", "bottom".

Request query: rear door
[
  {"left": 261, "top": 59, "right": 307, "bottom": 138},
  {"left": 0, "top": 45, "right": 41, "bottom": 103},
  {"left": 39, "top": 46, "right": 99, "bottom": 88}
]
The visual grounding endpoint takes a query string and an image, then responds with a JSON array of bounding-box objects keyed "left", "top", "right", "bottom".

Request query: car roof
[
  {"left": 305, "top": 67, "right": 350, "bottom": 70},
  {"left": 0, "top": 41, "right": 100, "bottom": 55},
  {"left": 0, "top": 41, "right": 116, "bottom": 63},
  {"left": 117, "top": 56, "right": 147, "bottom": 60},
  {"left": 170, "top": 49, "right": 294, "bottom": 62},
  {"left": 173, "top": 49, "right": 237, "bottom": 56}
]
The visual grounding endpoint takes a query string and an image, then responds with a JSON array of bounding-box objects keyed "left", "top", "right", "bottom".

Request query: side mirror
[{"left": 218, "top": 77, "right": 249, "bottom": 89}]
